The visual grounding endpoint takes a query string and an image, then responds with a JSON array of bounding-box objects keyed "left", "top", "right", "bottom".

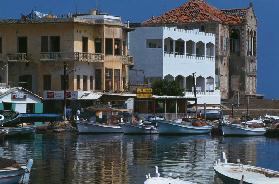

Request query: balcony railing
[
  {"left": 7, "top": 53, "right": 31, "bottom": 62},
  {"left": 40, "top": 52, "right": 104, "bottom": 63},
  {"left": 121, "top": 55, "right": 134, "bottom": 65}
]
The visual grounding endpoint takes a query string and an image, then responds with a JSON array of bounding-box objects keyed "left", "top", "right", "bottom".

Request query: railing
[
  {"left": 164, "top": 52, "right": 214, "bottom": 60},
  {"left": 121, "top": 55, "right": 134, "bottom": 65},
  {"left": 40, "top": 52, "right": 104, "bottom": 63},
  {"left": 7, "top": 53, "right": 31, "bottom": 62}
]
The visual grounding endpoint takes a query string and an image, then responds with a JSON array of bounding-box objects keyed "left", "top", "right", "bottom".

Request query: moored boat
[
  {"left": 144, "top": 166, "right": 196, "bottom": 184},
  {"left": 0, "top": 126, "right": 36, "bottom": 137},
  {"left": 121, "top": 123, "right": 158, "bottom": 134},
  {"left": 157, "top": 120, "right": 212, "bottom": 135},
  {"left": 214, "top": 152, "right": 279, "bottom": 184},
  {"left": 221, "top": 124, "right": 266, "bottom": 136},
  {"left": 77, "top": 122, "right": 123, "bottom": 133},
  {"left": 0, "top": 158, "right": 33, "bottom": 184}
]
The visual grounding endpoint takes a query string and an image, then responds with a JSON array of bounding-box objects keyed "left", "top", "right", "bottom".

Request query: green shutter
[
  {"left": 0, "top": 103, "right": 3, "bottom": 110},
  {"left": 35, "top": 103, "right": 43, "bottom": 113}
]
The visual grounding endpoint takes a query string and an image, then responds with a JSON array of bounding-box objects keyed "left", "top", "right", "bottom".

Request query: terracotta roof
[
  {"left": 143, "top": 0, "right": 243, "bottom": 26},
  {"left": 221, "top": 8, "right": 248, "bottom": 21}
]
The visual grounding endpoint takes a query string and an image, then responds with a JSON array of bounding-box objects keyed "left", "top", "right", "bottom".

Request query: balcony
[
  {"left": 121, "top": 55, "right": 134, "bottom": 65},
  {"left": 7, "top": 53, "right": 31, "bottom": 62},
  {"left": 247, "top": 70, "right": 257, "bottom": 76},
  {"left": 40, "top": 52, "right": 104, "bottom": 63}
]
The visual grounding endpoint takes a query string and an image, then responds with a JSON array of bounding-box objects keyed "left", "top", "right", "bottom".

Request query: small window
[
  {"left": 105, "top": 38, "right": 113, "bottom": 55},
  {"left": 41, "top": 36, "right": 48, "bottom": 52},
  {"left": 43, "top": 75, "right": 51, "bottom": 90},
  {"left": 201, "top": 25, "right": 205, "bottom": 32},
  {"left": 90, "top": 76, "right": 94, "bottom": 90},
  {"left": 0, "top": 37, "right": 2, "bottom": 53},
  {"left": 76, "top": 75, "right": 80, "bottom": 90},
  {"left": 50, "top": 36, "right": 60, "bottom": 52},
  {"left": 18, "top": 37, "right": 28, "bottom": 53},
  {"left": 95, "top": 69, "right": 102, "bottom": 90},
  {"left": 83, "top": 75, "right": 87, "bottom": 91},
  {"left": 114, "top": 39, "right": 121, "bottom": 55},
  {"left": 95, "top": 38, "right": 102, "bottom": 53},
  {"left": 82, "top": 37, "right": 88, "bottom": 52},
  {"left": 146, "top": 39, "right": 162, "bottom": 48}
]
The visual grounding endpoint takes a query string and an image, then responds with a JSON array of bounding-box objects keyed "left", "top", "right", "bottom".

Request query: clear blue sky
[{"left": 0, "top": 0, "right": 278, "bottom": 99}]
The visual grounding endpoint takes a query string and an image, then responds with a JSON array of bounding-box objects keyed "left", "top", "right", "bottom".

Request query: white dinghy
[
  {"left": 214, "top": 152, "right": 279, "bottom": 184},
  {"left": 144, "top": 166, "right": 196, "bottom": 184},
  {"left": 221, "top": 123, "right": 266, "bottom": 136}
]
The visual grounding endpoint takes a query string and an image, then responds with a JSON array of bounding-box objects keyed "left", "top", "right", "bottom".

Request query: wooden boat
[
  {"left": 121, "top": 123, "right": 158, "bottom": 134},
  {"left": 221, "top": 124, "right": 266, "bottom": 136},
  {"left": 0, "top": 126, "right": 36, "bottom": 137},
  {"left": 157, "top": 120, "right": 212, "bottom": 135},
  {"left": 214, "top": 152, "right": 279, "bottom": 184},
  {"left": 0, "top": 158, "right": 33, "bottom": 184},
  {"left": 144, "top": 166, "right": 196, "bottom": 184},
  {"left": 77, "top": 122, "right": 123, "bottom": 133}
]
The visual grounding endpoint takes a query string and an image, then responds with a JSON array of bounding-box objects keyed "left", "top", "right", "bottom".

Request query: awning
[{"left": 79, "top": 92, "right": 103, "bottom": 100}]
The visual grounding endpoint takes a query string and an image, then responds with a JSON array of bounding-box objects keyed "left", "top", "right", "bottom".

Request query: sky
[{"left": 0, "top": 0, "right": 278, "bottom": 99}]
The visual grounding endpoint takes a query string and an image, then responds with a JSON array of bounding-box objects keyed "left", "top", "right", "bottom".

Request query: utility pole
[{"left": 63, "top": 62, "right": 67, "bottom": 121}]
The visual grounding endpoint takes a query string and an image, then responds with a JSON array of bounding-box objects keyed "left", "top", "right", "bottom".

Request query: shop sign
[
  {"left": 136, "top": 88, "right": 153, "bottom": 99},
  {"left": 44, "top": 91, "right": 78, "bottom": 100}
]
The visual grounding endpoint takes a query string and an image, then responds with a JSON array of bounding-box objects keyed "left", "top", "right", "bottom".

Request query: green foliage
[{"left": 152, "top": 79, "right": 184, "bottom": 96}]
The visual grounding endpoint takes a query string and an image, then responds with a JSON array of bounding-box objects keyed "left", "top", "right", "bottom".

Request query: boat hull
[
  {"left": 121, "top": 124, "right": 158, "bottom": 134},
  {"left": 222, "top": 124, "right": 266, "bottom": 136},
  {"left": 1, "top": 127, "right": 35, "bottom": 137},
  {"left": 77, "top": 122, "right": 123, "bottom": 133},
  {"left": 158, "top": 121, "right": 212, "bottom": 135},
  {"left": 0, "top": 169, "right": 25, "bottom": 184}
]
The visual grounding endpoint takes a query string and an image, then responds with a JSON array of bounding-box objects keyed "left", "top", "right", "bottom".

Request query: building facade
[
  {"left": 129, "top": 27, "right": 221, "bottom": 105},
  {"left": 143, "top": 0, "right": 257, "bottom": 99},
  {"left": 0, "top": 10, "right": 133, "bottom": 98}
]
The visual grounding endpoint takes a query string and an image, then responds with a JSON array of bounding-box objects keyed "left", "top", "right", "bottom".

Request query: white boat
[
  {"left": 144, "top": 166, "right": 196, "bottom": 184},
  {"left": 222, "top": 124, "right": 266, "bottom": 136},
  {"left": 121, "top": 123, "right": 158, "bottom": 134},
  {"left": 214, "top": 152, "right": 279, "bottom": 184},
  {"left": 77, "top": 121, "right": 123, "bottom": 133},
  {"left": 0, "top": 159, "right": 33, "bottom": 184},
  {"left": 0, "top": 126, "right": 35, "bottom": 136},
  {"left": 157, "top": 120, "right": 212, "bottom": 135}
]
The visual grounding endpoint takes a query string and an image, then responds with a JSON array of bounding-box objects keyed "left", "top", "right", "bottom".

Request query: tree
[{"left": 152, "top": 79, "right": 184, "bottom": 96}]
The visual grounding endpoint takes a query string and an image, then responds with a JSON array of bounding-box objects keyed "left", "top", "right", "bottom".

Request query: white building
[{"left": 129, "top": 27, "right": 220, "bottom": 105}]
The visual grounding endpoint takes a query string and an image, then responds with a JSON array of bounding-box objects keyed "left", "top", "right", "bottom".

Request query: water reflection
[{"left": 0, "top": 134, "right": 278, "bottom": 184}]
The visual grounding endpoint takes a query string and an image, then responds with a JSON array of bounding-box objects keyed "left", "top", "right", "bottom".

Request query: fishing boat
[
  {"left": 76, "top": 106, "right": 130, "bottom": 134},
  {"left": 0, "top": 158, "right": 33, "bottom": 184},
  {"left": 221, "top": 123, "right": 266, "bottom": 136},
  {"left": 214, "top": 152, "right": 279, "bottom": 184},
  {"left": 157, "top": 120, "right": 212, "bottom": 135},
  {"left": 144, "top": 166, "right": 196, "bottom": 184},
  {"left": 121, "top": 123, "right": 158, "bottom": 134}
]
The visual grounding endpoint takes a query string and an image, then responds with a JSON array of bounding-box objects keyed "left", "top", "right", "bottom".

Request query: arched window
[
  {"left": 206, "top": 76, "right": 214, "bottom": 92},
  {"left": 175, "top": 75, "right": 185, "bottom": 90},
  {"left": 196, "top": 76, "right": 205, "bottom": 92},
  {"left": 186, "top": 40, "right": 195, "bottom": 56},
  {"left": 175, "top": 39, "right": 185, "bottom": 55},
  {"left": 230, "top": 29, "right": 240, "bottom": 54},
  {"left": 164, "top": 74, "right": 174, "bottom": 81},
  {"left": 164, "top": 37, "right": 174, "bottom": 54},
  {"left": 196, "top": 41, "right": 205, "bottom": 57},
  {"left": 206, "top": 42, "right": 214, "bottom": 58},
  {"left": 186, "top": 75, "right": 194, "bottom": 92}
]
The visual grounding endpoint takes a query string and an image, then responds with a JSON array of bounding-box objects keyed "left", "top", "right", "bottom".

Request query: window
[
  {"left": 50, "top": 36, "right": 60, "bottom": 52},
  {"left": 146, "top": 39, "right": 162, "bottom": 48},
  {"left": 26, "top": 103, "right": 35, "bottom": 113},
  {"left": 43, "top": 75, "right": 51, "bottom": 90},
  {"left": 95, "top": 69, "right": 102, "bottom": 90},
  {"left": 105, "top": 68, "right": 113, "bottom": 91},
  {"left": 83, "top": 75, "right": 88, "bottom": 91},
  {"left": 90, "top": 76, "right": 94, "bottom": 90},
  {"left": 41, "top": 36, "right": 48, "bottom": 52},
  {"left": 18, "top": 37, "right": 28, "bottom": 53},
  {"left": 114, "top": 39, "right": 121, "bottom": 55},
  {"left": 60, "top": 75, "right": 69, "bottom": 90},
  {"left": 95, "top": 38, "right": 102, "bottom": 53},
  {"left": 76, "top": 75, "right": 80, "bottom": 90},
  {"left": 114, "top": 69, "right": 120, "bottom": 91},
  {"left": 105, "top": 38, "right": 113, "bottom": 55},
  {"left": 82, "top": 37, "right": 88, "bottom": 52},
  {"left": 201, "top": 25, "right": 205, "bottom": 32},
  {"left": 0, "top": 37, "right": 2, "bottom": 53}
]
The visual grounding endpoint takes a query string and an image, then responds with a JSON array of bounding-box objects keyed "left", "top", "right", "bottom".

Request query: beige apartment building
[{"left": 0, "top": 10, "right": 133, "bottom": 98}]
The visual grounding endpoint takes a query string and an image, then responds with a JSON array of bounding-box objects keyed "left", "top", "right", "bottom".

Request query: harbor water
[{"left": 0, "top": 133, "right": 278, "bottom": 184}]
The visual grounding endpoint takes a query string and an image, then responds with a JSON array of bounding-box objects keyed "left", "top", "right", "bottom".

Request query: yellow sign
[
  {"left": 136, "top": 88, "right": 153, "bottom": 94},
  {"left": 136, "top": 93, "right": 153, "bottom": 99}
]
